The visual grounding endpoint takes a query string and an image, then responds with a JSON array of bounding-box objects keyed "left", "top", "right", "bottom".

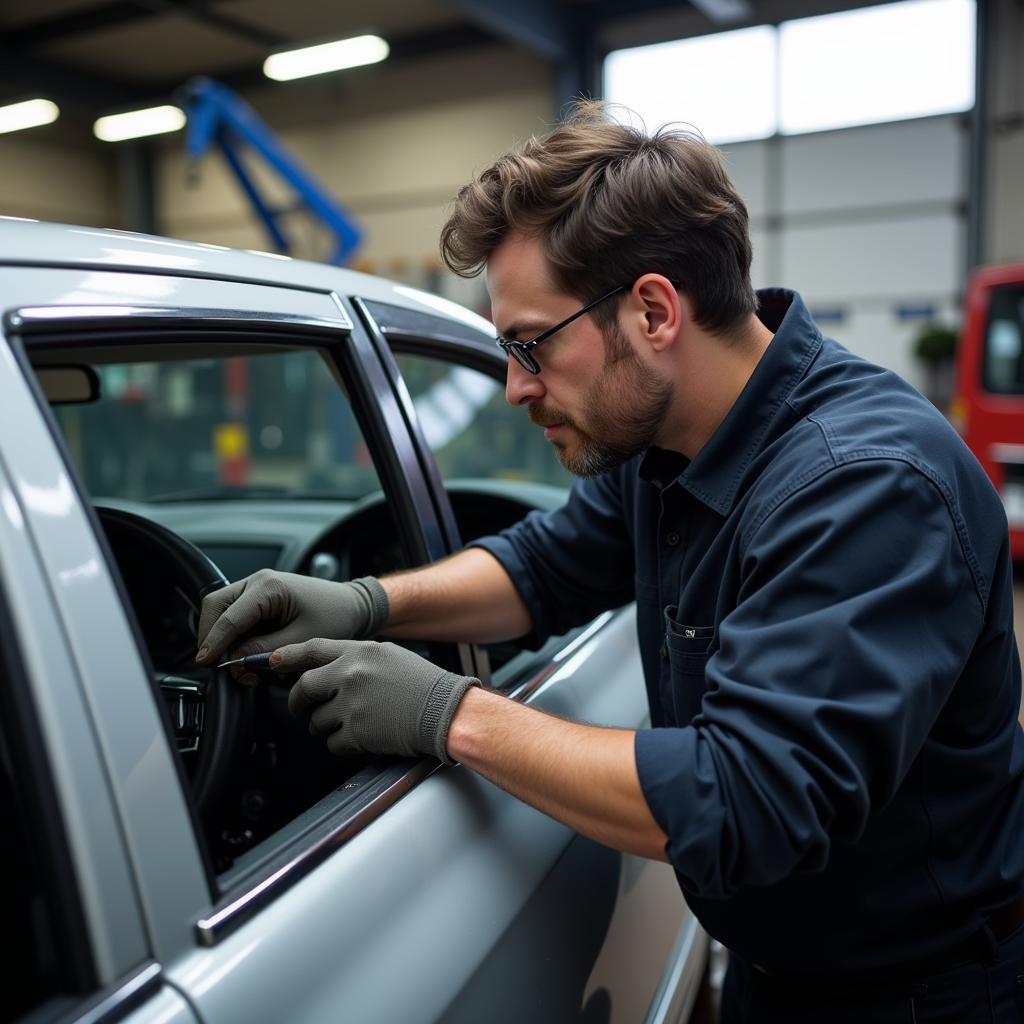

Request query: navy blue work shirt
[{"left": 473, "top": 288, "right": 1024, "bottom": 973}]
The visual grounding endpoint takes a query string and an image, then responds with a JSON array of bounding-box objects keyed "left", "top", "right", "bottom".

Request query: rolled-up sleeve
[
  {"left": 636, "top": 457, "right": 984, "bottom": 898},
  {"left": 471, "top": 468, "right": 637, "bottom": 645}
]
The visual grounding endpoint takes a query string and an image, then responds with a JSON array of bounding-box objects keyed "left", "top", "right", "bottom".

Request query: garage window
[{"left": 604, "top": 0, "right": 975, "bottom": 142}]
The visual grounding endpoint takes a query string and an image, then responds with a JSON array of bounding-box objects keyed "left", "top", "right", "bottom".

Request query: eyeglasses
[{"left": 496, "top": 284, "right": 628, "bottom": 375}]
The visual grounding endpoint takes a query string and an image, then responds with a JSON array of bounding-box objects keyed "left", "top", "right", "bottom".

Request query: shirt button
[{"left": 666, "top": 531, "right": 680, "bottom": 546}]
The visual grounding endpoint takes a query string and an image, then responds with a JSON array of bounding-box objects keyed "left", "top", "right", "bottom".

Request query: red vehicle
[{"left": 951, "top": 262, "right": 1024, "bottom": 559}]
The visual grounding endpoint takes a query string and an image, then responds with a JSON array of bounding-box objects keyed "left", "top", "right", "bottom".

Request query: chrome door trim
[
  {"left": 6, "top": 304, "right": 352, "bottom": 335},
  {"left": 195, "top": 759, "right": 440, "bottom": 947}
]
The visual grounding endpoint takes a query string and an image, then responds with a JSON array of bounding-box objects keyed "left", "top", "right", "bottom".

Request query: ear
[{"left": 631, "top": 274, "right": 687, "bottom": 353}]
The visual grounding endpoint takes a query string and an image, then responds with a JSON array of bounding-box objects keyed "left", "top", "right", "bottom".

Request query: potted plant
[{"left": 913, "top": 322, "right": 958, "bottom": 408}]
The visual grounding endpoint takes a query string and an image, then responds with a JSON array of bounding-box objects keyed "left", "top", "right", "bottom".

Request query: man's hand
[
  {"left": 272, "top": 638, "right": 479, "bottom": 762},
  {"left": 195, "top": 571, "right": 389, "bottom": 666}
]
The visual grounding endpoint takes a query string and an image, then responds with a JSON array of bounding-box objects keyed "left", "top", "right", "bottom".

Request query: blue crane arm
[{"left": 179, "top": 77, "right": 362, "bottom": 265}]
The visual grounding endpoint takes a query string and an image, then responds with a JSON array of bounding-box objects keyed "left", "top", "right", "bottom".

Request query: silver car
[{"left": 0, "top": 220, "right": 708, "bottom": 1024}]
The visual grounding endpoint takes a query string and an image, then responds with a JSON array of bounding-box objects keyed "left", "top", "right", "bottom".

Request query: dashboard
[{"left": 100, "top": 480, "right": 568, "bottom": 586}]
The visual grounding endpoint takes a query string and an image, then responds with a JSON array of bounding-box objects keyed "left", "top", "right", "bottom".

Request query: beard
[{"left": 529, "top": 324, "right": 674, "bottom": 478}]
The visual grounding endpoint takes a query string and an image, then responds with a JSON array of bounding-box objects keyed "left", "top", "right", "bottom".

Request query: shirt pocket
[{"left": 662, "top": 605, "right": 715, "bottom": 723}]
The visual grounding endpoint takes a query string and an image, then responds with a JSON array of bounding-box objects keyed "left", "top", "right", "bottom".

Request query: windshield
[{"left": 49, "top": 348, "right": 380, "bottom": 502}]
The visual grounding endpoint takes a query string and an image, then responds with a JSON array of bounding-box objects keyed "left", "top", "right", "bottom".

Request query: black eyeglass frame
[{"left": 496, "top": 284, "right": 628, "bottom": 375}]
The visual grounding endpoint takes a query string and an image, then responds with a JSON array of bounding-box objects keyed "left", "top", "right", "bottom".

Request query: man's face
[{"left": 487, "top": 233, "right": 673, "bottom": 477}]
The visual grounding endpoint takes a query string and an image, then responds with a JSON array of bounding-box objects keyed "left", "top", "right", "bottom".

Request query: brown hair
[{"left": 440, "top": 100, "right": 757, "bottom": 335}]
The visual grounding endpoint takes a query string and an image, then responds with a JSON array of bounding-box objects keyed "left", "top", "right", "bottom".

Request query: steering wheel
[{"left": 96, "top": 507, "right": 252, "bottom": 826}]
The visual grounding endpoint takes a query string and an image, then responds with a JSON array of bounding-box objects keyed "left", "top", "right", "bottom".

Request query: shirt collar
[{"left": 639, "top": 288, "right": 823, "bottom": 514}]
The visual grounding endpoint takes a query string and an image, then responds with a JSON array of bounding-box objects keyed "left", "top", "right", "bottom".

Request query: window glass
[
  {"left": 42, "top": 343, "right": 406, "bottom": 877},
  {"left": 395, "top": 353, "right": 571, "bottom": 489},
  {"left": 983, "top": 287, "right": 1024, "bottom": 395},
  {"left": 603, "top": 26, "right": 777, "bottom": 145},
  {"left": 779, "top": 0, "right": 975, "bottom": 134},
  {"left": 53, "top": 349, "right": 379, "bottom": 503}
]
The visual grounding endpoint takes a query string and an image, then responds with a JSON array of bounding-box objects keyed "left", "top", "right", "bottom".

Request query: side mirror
[{"left": 36, "top": 365, "right": 101, "bottom": 404}]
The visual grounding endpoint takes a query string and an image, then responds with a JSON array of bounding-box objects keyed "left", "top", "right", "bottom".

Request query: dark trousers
[{"left": 720, "top": 925, "right": 1024, "bottom": 1023}]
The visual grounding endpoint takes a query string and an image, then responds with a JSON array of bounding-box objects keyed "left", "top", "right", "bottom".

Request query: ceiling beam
[
  {"left": 0, "top": 44, "right": 142, "bottom": 111},
  {"left": 440, "top": 0, "right": 570, "bottom": 61},
  {"left": 6, "top": 0, "right": 285, "bottom": 52},
  {"left": 6, "top": 1, "right": 152, "bottom": 49},
  {"left": 145, "top": 0, "right": 286, "bottom": 48}
]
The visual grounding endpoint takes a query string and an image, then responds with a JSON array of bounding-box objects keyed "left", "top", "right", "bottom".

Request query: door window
[
  {"left": 395, "top": 353, "right": 572, "bottom": 488},
  {"left": 35, "top": 337, "right": 447, "bottom": 886},
  {"left": 394, "top": 352, "right": 591, "bottom": 688}
]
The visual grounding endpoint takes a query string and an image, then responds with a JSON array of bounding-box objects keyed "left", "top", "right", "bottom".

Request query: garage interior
[
  {"left": 4, "top": 0, "right": 1019, "bottom": 676},
  {"left": 3, "top": 1, "right": 1024, "bottom": 1020}
]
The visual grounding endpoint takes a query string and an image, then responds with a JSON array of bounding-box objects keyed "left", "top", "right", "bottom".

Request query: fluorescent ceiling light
[
  {"left": 264, "top": 34, "right": 389, "bottom": 81},
  {"left": 93, "top": 105, "right": 185, "bottom": 143},
  {"left": 0, "top": 98, "right": 59, "bottom": 135}
]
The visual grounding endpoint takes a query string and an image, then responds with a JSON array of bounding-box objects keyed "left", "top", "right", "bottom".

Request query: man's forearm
[
  {"left": 447, "top": 686, "right": 670, "bottom": 862},
  {"left": 379, "top": 547, "right": 533, "bottom": 643}
]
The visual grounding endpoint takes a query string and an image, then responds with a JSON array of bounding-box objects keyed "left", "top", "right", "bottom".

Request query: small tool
[{"left": 216, "top": 652, "right": 284, "bottom": 671}]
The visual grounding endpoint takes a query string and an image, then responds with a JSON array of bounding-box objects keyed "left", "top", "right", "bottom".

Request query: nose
[{"left": 505, "top": 356, "right": 546, "bottom": 406}]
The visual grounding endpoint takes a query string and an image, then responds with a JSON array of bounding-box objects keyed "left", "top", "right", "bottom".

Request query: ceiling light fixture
[
  {"left": 93, "top": 105, "right": 186, "bottom": 143},
  {"left": 263, "top": 34, "right": 389, "bottom": 81},
  {"left": 0, "top": 98, "right": 60, "bottom": 135}
]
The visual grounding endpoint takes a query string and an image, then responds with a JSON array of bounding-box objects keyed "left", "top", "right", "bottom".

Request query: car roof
[{"left": 0, "top": 217, "right": 495, "bottom": 339}]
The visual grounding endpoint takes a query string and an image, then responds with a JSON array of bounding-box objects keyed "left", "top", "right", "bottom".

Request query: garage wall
[
  {"left": 0, "top": 134, "right": 116, "bottom": 227},
  {"left": 719, "top": 115, "right": 967, "bottom": 390},
  {"left": 154, "top": 45, "right": 553, "bottom": 314}
]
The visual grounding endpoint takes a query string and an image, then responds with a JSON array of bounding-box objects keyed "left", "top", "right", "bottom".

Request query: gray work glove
[
  {"left": 273, "top": 638, "right": 479, "bottom": 763},
  {"left": 195, "top": 570, "right": 389, "bottom": 666}
]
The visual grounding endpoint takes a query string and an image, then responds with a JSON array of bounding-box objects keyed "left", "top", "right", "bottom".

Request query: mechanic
[{"left": 197, "top": 102, "right": 1024, "bottom": 1022}]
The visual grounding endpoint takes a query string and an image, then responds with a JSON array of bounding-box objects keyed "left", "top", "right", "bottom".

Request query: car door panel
[{"left": 166, "top": 610, "right": 695, "bottom": 1023}]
